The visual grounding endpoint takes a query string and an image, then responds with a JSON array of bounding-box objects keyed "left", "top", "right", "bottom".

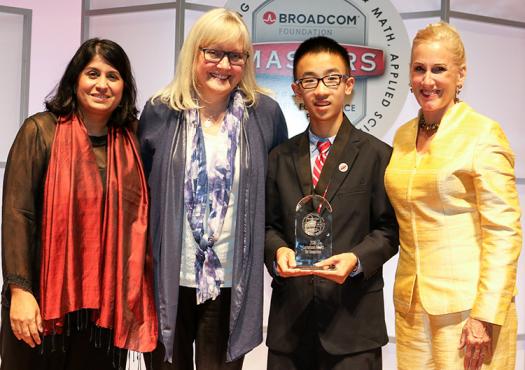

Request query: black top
[{"left": 1, "top": 113, "right": 108, "bottom": 305}]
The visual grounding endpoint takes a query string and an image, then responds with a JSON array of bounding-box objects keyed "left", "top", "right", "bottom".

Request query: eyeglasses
[
  {"left": 295, "top": 74, "right": 349, "bottom": 89},
  {"left": 200, "top": 48, "right": 249, "bottom": 66}
]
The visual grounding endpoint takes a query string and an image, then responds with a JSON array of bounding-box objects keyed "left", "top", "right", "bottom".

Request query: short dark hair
[
  {"left": 45, "top": 38, "right": 138, "bottom": 128},
  {"left": 293, "top": 36, "right": 351, "bottom": 80}
]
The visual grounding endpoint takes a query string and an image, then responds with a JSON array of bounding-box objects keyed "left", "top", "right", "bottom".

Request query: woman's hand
[
  {"left": 9, "top": 286, "right": 43, "bottom": 348},
  {"left": 459, "top": 317, "right": 493, "bottom": 370}
]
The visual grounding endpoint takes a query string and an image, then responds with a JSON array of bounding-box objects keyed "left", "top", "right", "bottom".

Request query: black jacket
[{"left": 265, "top": 116, "right": 399, "bottom": 355}]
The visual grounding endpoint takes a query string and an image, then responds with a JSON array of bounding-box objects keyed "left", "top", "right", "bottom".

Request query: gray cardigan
[{"left": 138, "top": 93, "right": 287, "bottom": 362}]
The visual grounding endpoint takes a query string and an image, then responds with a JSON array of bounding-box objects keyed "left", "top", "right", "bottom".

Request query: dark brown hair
[{"left": 45, "top": 38, "right": 138, "bottom": 127}]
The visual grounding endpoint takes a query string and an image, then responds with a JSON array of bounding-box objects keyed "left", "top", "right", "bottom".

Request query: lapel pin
[{"left": 338, "top": 163, "right": 348, "bottom": 172}]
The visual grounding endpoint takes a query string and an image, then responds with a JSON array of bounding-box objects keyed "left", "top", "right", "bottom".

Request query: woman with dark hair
[{"left": 0, "top": 38, "right": 157, "bottom": 370}]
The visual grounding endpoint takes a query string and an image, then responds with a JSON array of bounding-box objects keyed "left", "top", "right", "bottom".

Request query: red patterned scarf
[{"left": 40, "top": 115, "right": 157, "bottom": 352}]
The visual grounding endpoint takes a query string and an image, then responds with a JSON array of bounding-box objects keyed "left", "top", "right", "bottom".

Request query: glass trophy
[{"left": 294, "top": 194, "right": 333, "bottom": 269}]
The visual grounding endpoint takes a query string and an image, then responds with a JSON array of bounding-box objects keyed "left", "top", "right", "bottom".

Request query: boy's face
[{"left": 292, "top": 51, "right": 354, "bottom": 128}]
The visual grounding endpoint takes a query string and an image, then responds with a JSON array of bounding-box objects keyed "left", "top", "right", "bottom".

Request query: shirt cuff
[
  {"left": 349, "top": 257, "right": 362, "bottom": 277},
  {"left": 273, "top": 260, "right": 280, "bottom": 277}
]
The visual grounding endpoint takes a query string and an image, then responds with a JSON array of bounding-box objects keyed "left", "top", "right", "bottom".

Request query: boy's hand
[
  {"left": 312, "top": 252, "right": 358, "bottom": 284},
  {"left": 275, "top": 247, "right": 314, "bottom": 278}
]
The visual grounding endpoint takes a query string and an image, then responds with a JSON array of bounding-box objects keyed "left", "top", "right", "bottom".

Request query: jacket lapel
[
  {"left": 316, "top": 116, "right": 359, "bottom": 203},
  {"left": 292, "top": 131, "right": 314, "bottom": 197}
]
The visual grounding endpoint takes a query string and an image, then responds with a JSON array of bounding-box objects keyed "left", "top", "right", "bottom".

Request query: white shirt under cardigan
[{"left": 180, "top": 129, "right": 240, "bottom": 288}]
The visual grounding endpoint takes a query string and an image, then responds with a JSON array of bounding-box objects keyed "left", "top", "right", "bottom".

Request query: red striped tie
[{"left": 312, "top": 140, "right": 331, "bottom": 188}]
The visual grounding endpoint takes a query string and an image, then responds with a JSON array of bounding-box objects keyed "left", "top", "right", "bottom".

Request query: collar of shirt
[{"left": 308, "top": 129, "right": 336, "bottom": 157}]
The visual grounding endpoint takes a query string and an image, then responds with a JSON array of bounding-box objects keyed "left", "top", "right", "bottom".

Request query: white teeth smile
[
  {"left": 421, "top": 90, "right": 439, "bottom": 97},
  {"left": 92, "top": 94, "right": 109, "bottom": 99},
  {"left": 210, "top": 73, "right": 229, "bottom": 80}
]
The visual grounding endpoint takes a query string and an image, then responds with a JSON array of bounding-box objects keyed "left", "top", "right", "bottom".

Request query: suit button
[{"left": 308, "top": 277, "right": 314, "bottom": 285}]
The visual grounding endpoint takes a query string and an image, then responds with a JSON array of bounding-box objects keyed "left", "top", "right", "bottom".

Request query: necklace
[
  {"left": 201, "top": 111, "right": 224, "bottom": 129},
  {"left": 418, "top": 115, "right": 440, "bottom": 132}
]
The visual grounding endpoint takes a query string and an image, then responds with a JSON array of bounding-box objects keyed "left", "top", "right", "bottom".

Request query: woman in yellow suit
[{"left": 385, "top": 23, "right": 522, "bottom": 370}]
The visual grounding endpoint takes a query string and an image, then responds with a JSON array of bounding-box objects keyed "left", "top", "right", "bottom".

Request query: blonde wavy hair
[
  {"left": 151, "top": 8, "right": 266, "bottom": 110},
  {"left": 412, "top": 22, "right": 466, "bottom": 67}
]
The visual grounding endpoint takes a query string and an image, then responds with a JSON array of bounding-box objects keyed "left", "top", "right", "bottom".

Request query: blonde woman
[
  {"left": 139, "top": 8, "right": 288, "bottom": 370},
  {"left": 385, "top": 23, "right": 521, "bottom": 370}
]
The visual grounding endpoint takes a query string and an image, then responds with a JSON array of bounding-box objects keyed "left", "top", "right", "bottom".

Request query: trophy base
[
  {"left": 295, "top": 265, "right": 324, "bottom": 270},
  {"left": 295, "top": 264, "right": 336, "bottom": 271}
]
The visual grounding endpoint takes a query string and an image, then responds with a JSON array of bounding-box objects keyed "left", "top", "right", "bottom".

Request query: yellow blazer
[{"left": 385, "top": 102, "right": 522, "bottom": 325}]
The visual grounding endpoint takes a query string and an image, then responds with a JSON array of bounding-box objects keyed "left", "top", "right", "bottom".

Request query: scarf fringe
[{"left": 38, "top": 309, "right": 147, "bottom": 370}]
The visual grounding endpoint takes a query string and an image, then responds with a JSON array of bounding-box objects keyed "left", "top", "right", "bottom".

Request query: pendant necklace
[{"left": 418, "top": 115, "right": 440, "bottom": 132}]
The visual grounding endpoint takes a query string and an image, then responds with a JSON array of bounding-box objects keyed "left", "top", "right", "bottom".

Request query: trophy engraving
[{"left": 295, "top": 195, "right": 332, "bottom": 269}]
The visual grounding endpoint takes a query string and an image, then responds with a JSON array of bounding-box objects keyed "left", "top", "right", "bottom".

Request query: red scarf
[{"left": 40, "top": 115, "right": 157, "bottom": 352}]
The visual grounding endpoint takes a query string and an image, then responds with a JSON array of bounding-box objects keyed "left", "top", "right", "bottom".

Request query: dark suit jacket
[{"left": 264, "top": 116, "right": 399, "bottom": 355}]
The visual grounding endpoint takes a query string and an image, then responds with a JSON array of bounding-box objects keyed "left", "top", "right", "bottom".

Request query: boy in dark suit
[{"left": 264, "top": 36, "right": 399, "bottom": 370}]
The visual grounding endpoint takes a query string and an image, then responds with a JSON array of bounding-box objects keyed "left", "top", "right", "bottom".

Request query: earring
[
  {"left": 409, "top": 83, "right": 413, "bottom": 93},
  {"left": 455, "top": 84, "right": 462, "bottom": 103}
]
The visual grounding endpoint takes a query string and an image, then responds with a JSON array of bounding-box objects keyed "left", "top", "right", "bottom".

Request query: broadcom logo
[
  {"left": 263, "top": 11, "right": 276, "bottom": 24},
  {"left": 227, "top": 0, "right": 411, "bottom": 138}
]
